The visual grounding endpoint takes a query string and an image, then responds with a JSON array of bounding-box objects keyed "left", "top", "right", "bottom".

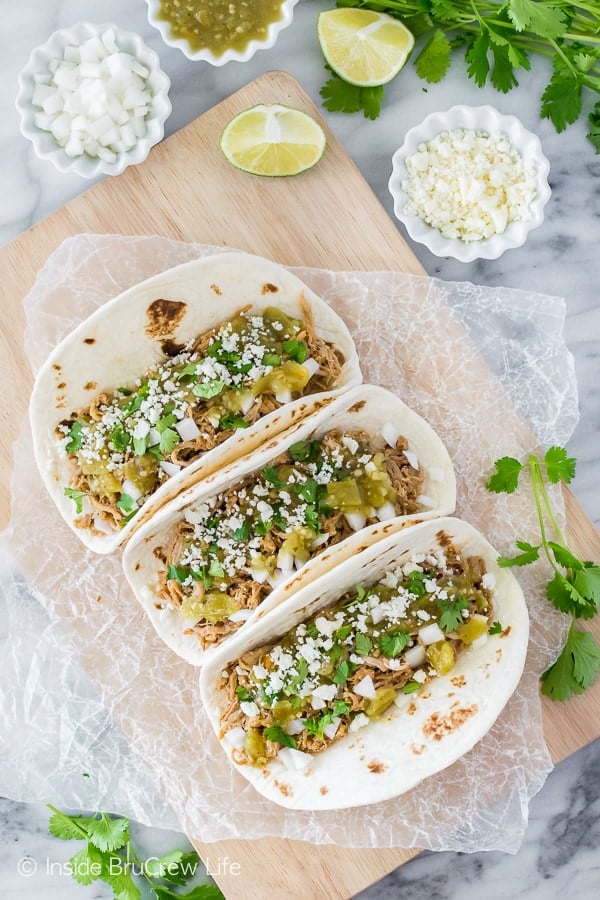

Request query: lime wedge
[
  {"left": 317, "top": 8, "right": 415, "bottom": 87},
  {"left": 220, "top": 104, "right": 327, "bottom": 177}
]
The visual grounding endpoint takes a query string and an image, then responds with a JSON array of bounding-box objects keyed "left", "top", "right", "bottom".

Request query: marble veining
[{"left": 1, "top": 0, "right": 599, "bottom": 898}]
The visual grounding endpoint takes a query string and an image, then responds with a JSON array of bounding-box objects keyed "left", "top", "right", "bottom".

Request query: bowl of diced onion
[
  {"left": 16, "top": 21, "right": 171, "bottom": 178},
  {"left": 388, "top": 105, "right": 551, "bottom": 262}
]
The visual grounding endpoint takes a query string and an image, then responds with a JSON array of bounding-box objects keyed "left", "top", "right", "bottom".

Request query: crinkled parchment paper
[{"left": 0, "top": 234, "right": 579, "bottom": 852}]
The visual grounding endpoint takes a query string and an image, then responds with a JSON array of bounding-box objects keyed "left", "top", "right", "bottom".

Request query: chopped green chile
[{"left": 219, "top": 538, "right": 494, "bottom": 766}]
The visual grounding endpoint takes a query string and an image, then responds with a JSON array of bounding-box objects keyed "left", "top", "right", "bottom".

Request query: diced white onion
[
  {"left": 285, "top": 718, "right": 305, "bottom": 736},
  {"left": 160, "top": 461, "right": 182, "bottom": 478},
  {"left": 250, "top": 566, "right": 271, "bottom": 584},
  {"left": 223, "top": 727, "right": 246, "bottom": 750},
  {"left": 419, "top": 623, "right": 445, "bottom": 645},
  {"left": 323, "top": 717, "right": 341, "bottom": 741},
  {"left": 404, "top": 449, "right": 419, "bottom": 470},
  {"left": 228, "top": 608, "right": 253, "bottom": 623},
  {"left": 206, "top": 412, "right": 221, "bottom": 428},
  {"left": 310, "top": 695, "right": 327, "bottom": 710},
  {"left": 312, "top": 683, "right": 337, "bottom": 701},
  {"left": 381, "top": 423, "right": 401, "bottom": 448},
  {"left": 417, "top": 494, "right": 438, "bottom": 509},
  {"left": 275, "top": 388, "right": 292, "bottom": 404},
  {"left": 471, "top": 633, "right": 489, "bottom": 650},
  {"left": 376, "top": 501, "right": 397, "bottom": 522},
  {"left": 175, "top": 417, "right": 201, "bottom": 442},
  {"left": 404, "top": 644, "right": 426, "bottom": 668},
  {"left": 342, "top": 435, "right": 359, "bottom": 455},
  {"left": 301, "top": 357, "right": 320, "bottom": 379},
  {"left": 29, "top": 29, "right": 156, "bottom": 161},
  {"left": 239, "top": 393, "right": 255, "bottom": 415},
  {"left": 240, "top": 701, "right": 259, "bottom": 718},
  {"left": 121, "top": 479, "right": 142, "bottom": 501},
  {"left": 348, "top": 713, "right": 369, "bottom": 733},
  {"left": 148, "top": 427, "right": 161, "bottom": 446},
  {"left": 276, "top": 549, "right": 294, "bottom": 575},
  {"left": 344, "top": 511, "right": 366, "bottom": 532},
  {"left": 353, "top": 675, "right": 376, "bottom": 699},
  {"left": 413, "top": 669, "right": 428, "bottom": 684},
  {"left": 311, "top": 533, "right": 330, "bottom": 549},
  {"left": 278, "top": 748, "right": 312, "bottom": 770}
]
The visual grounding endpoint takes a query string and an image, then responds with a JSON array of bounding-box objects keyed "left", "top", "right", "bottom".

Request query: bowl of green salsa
[{"left": 146, "top": 0, "right": 299, "bottom": 64}]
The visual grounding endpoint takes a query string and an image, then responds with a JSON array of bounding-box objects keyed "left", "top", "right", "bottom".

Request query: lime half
[
  {"left": 317, "top": 8, "right": 415, "bottom": 87},
  {"left": 220, "top": 104, "right": 327, "bottom": 177}
]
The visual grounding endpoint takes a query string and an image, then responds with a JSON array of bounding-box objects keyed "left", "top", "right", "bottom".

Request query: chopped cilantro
[
  {"left": 438, "top": 597, "right": 469, "bottom": 633},
  {"left": 288, "top": 439, "right": 321, "bottom": 462},
  {"left": 233, "top": 520, "right": 252, "bottom": 542},
  {"left": 159, "top": 426, "right": 180, "bottom": 455},
  {"left": 379, "top": 631, "right": 411, "bottom": 658},
  {"left": 262, "top": 465, "right": 286, "bottom": 488},
  {"left": 488, "top": 621, "right": 503, "bottom": 635},
  {"left": 193, "top": 380, "right": 225, "bottom": 399},
  {"left": 132, "top": 435, "right": 148, "bottom": 456},
  {"left": 63, "top": 487, "right": 87, "bottom": 514},
  {"left": 263, "top": 724, "right": 297, "bottom": 748},
  {"left": 235, "top": 685, "right": 254, "bottom": 702},
  {"left": 354, "top": 633, "right": 372, "bottom": 656},
  {"left": 110, "top": 425, "right": 131, "bottom": 453},
  {"left": 116, "top": 493, "right": 135, "bottom": 514},
  {"left": 263, "top": 353, "right": 281, "bottom": 367},
  {"left": 402, "top": 681, "right": 421, "bottom": 694},
  {"left": 333, "top": 700, "right": 350, "bottom": 716},
  {"left": 334, "top": 623, "right": 353, "bottom": 642},
  {"left": 405, "top": 570, "right": 427, "bottom": 597},
  {"left": 208, "top": 559, "right": 225, "bottom": 578},
  {"left": 219, "top": 413, "right": 249, "bottom": 430},
  {"left": 305, "top": 622, "right": 319, "bottom": 640},
  {"left": 167, "top": 564, "right": 189, "bottom": 583},
  {"left": 65, "top": 421, "right": 84, "bottom": 454},
  {"left": 333, "top": 660, "right": 354, "bottom": 686},
  {"left": 305, "top": 712, "right": 334, "bottom": 740}
]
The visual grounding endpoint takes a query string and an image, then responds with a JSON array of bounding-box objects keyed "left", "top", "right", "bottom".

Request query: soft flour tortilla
[
  {"left": 29, "top": 251, "right": 361, "bottom": 554},
  {"left": 122, "top": 383, "right": 456, "bottom": 665},
  {"left": 199, "top": 517, "right": 529, "bottom": 810}
]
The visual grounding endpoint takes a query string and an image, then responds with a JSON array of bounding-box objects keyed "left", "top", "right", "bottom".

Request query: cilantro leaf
[
  {"left": 320, "top": 72, "right": 384, "bottom": 120},
  {"left": 507, "top": 0, "right": 566, "bottom": 40},
  {"left": 101, "top": 867, "right": 141, "bottom": 900},
  {"left": 544, "top": 446, "right": 576, "bottom": 484},
  {"left": 288, "top": 439, "right": 321, "bottom": 462},
  {"left": 488, "top": 621, "right": 503, "bottom": 634},
  {"left": 193, "top": 380, "right": 225, "bottom": 399},
  {"left": 132, "top": 435, "right": 148, "bottom": 456},
  {"left": 219, "top": 413, "right": 249, "bottom": 430},
  {"left": 235, "top": 685, "right": 253, "bottom": 701},
  {"left": 69, "top": 843, "right": 104, "bottom": 885},
  {"left": 64, "top": 487, "right": 87, "bottom": 515},
  {"left": 354, "top": 633, "right": 372, "bottom": 656},
  {"left": 546, "top": 572, "right": 596, "bottom": 618},
  {"left": 415, "top": 29, "right": 452, "bottom": 83},
  {"left": 263, "top": 724, "right": 297, "bottom": 748},
  {"left": 333, "top": 659, "right": 352, "bottom": 685},
  {"left": 438, "top": 597, "right": 468, "bottom": 633},
  {"left": 379, "top": 630, "right": 411, "bottom": 657},
  {"left": 333, "top": 699, "right": 350, "bottom": 716},
  {"left": 65, "top": 420, "right": 84, "bottom": 454},
  {"left": 405, "top": 570, "right": 427, "bottom": 597},
  {"left": 547, "top": 541, "right": 582, "bottom": 572},
  {"left": 167, "top": 564, "right": 189, "bottom": 583},
  {"left": 110, "top": 425, "right": 131, "bottom": 453},
  {"left": 466, "top": 32, "right": 490, "bottom": 88},
  {"left": 85, "top": 813, "right": 129, "bottom": 853},
  {"left": 497, "top": 539, "right": 541, "bottom": 567},
  {"left": 541, "top": 59, "right": 582, "bottom": 132},
  {"left": 588, "top": 102, "right": 600, "bottom": 153},
  {"left": 305, "top": 712, "right": 334, "bottom": 739},
  {"left": 232, "top": 520, "right": 251, "bottom": 542},
  {"left": 572, "top": 563, "right": 600, "bottom": 607},
  {"left": 490, "top": 42, "right": 520, "bottom": 92},
  {"left": 486, "top": 456, "right": 523, "bottom": 493},
  {"left": 402, "top": 680, "right": 421, "bottom": 694},
  {"left": 159, "top": 427, "right": 180, "bottom": 455},
  {"left": 541, "top": 625, "right": 600, "bottom": 700},
  {"left": 116, "top": 494, "right": 135, "bottom": 514},
  {"left": 152, "top": 850, "right": 201, "bottom": 887},
  {"left": 47, "top": 807, "right": 91, "bottom": 841}
]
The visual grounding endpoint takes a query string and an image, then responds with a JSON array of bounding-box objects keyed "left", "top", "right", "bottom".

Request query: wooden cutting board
[{"left": 1, "top": 71, "right": 599, "bottom": 899}]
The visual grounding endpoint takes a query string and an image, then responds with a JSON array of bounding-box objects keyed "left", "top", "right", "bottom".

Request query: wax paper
[{"left": 0, "top": 234, "right": 579, "bottom": 852}]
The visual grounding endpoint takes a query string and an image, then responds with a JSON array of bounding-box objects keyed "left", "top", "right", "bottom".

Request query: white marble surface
[{"left": 1, "top": 1, "right": 599, "bottom": 898}]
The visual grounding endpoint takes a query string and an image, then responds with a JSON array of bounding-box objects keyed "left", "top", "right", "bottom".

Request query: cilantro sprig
[
  {"left": 323, "top": 0, "right": 600, "bottom": 153},
  {"left": 47, "top": 805, "right": 223, "bottom": 900},
  {"left": 487, "top": 446, "right": 600, "bottom": 700}
]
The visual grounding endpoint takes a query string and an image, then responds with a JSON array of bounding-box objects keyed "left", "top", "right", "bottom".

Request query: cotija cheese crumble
[{"left": 402, "top": 128, "right": 538, "bottom": 242}]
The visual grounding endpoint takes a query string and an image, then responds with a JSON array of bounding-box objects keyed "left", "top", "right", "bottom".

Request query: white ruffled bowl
[
  {"left": 145, "top": 0, "right": 299, "bottom": 64},
  {"left": 388, "top": 105, "right": 551, "bottom": 263},
  {"left": 16, "top": 21, "right": 171, "bottom": 178}
]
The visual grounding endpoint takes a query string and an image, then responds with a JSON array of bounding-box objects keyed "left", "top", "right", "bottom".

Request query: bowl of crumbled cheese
[
  {"left": 16, "top": 22, "right": 171, "bottom": 178},
  {"left": 388, "top": 105, "right": 551, "bottom": 262}
]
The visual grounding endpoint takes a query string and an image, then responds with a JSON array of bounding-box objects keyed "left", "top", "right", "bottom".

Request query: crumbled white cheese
[{"left": 402, "top": 128, "right": 537, "bottom": 242}]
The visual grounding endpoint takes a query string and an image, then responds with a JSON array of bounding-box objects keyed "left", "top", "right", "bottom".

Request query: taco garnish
[
  {"left": 218, "top": 536, "right": 494, "bottom": 767},
  {"left": 58, "top": 305, "right": 343, "bottom": 536},
  {"left": 156, "top": 427, "right": 425, "bottom": 650}
]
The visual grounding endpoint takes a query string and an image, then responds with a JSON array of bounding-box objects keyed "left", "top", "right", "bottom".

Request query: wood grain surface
[{"left": 1, "top": 71, "right": 599, "bottom": 899}]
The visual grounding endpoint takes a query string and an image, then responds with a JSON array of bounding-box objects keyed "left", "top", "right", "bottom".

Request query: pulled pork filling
[
  {"left": 218, "top": 535, "right": 495, "bottom": 767},
  {"left": 58, "top": 305, "right": 343, "bottom": 535},
  {"left": 156, "top": 428, "right": 425, "bottom": 650}
]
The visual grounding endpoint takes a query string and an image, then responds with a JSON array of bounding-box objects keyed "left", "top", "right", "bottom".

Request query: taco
[
  {"left": 123, "top": 384, "right": 456, "bottom": 665},
  {"left": 29, "top": 251, "right": 361, "bottom": 553},
  {"left": 199, "top": 517, "right": 529, "bottom": 810}
]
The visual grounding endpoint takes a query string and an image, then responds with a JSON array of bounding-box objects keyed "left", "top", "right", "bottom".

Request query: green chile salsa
[
  {"left": 219, "top": 534, "right": 495, "bottom": 767},
  {"left": 59, "top": 306, "right": 342, "bottom": 535},
  {"left": 157, "top": 1, "right": 285, "bottom": 57}
]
